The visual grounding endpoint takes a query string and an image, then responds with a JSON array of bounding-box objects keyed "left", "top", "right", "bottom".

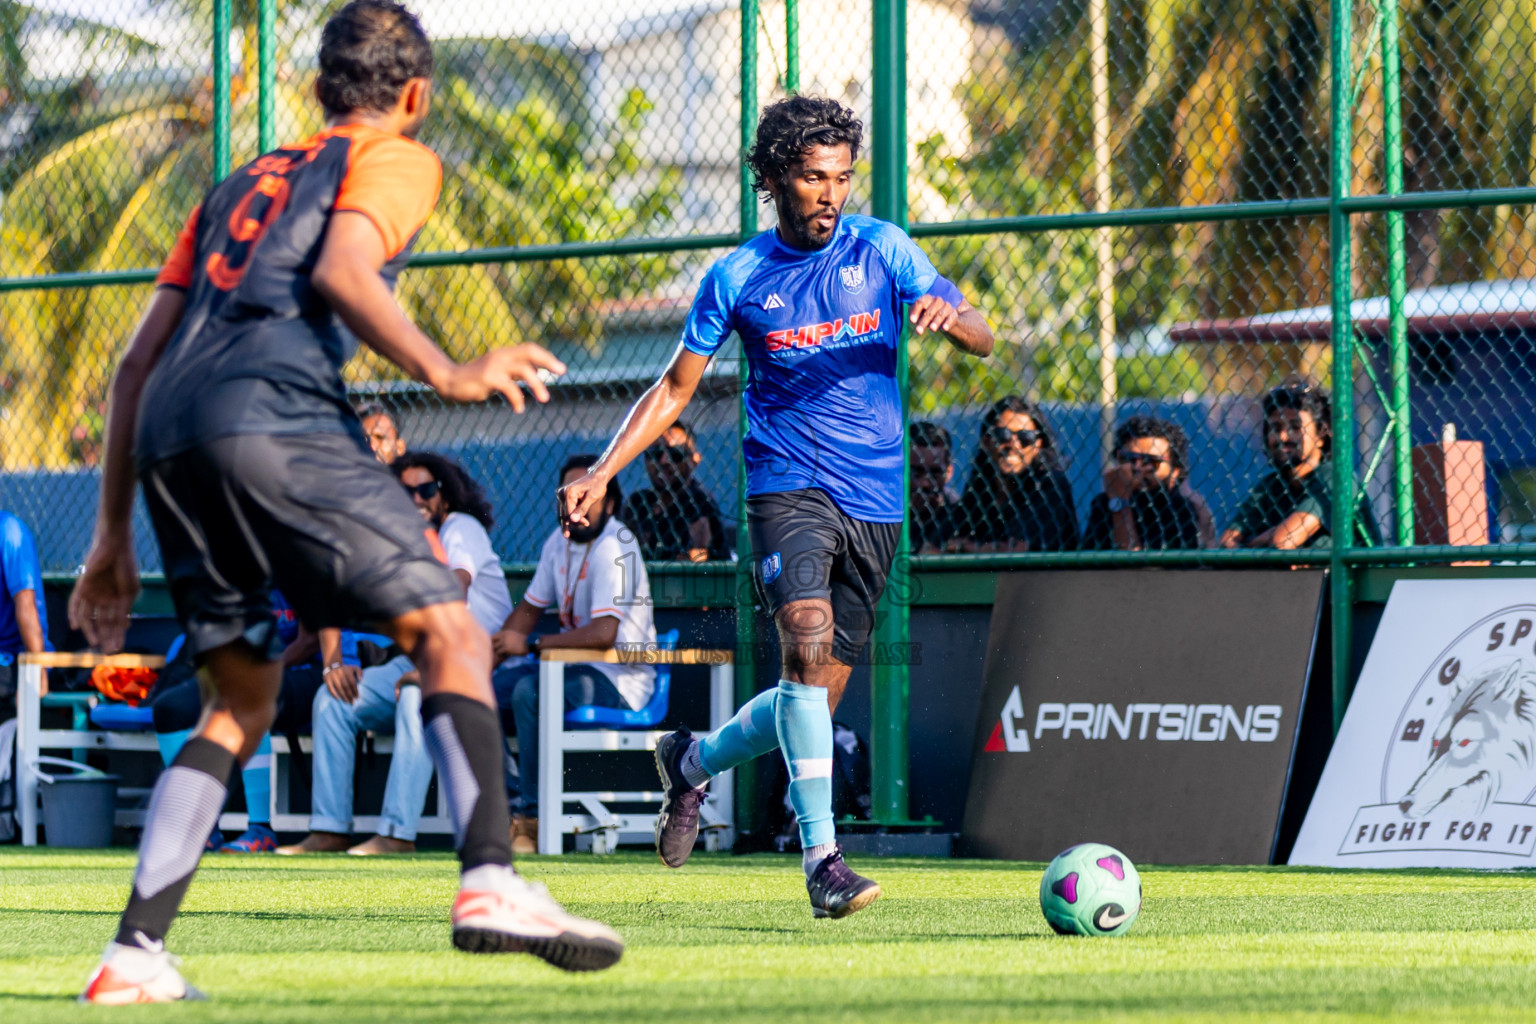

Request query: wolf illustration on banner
[{"left": 1398, "top": 659, "right": 1536, "bottom": 820}]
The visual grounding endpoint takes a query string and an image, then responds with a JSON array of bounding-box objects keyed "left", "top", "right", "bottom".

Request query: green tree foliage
[
  {"left": 0, "top": 6, "right": 678, "bottom": 468},
  {"left": 912, "top": 0, "right": 1536, "bottom": 408}
]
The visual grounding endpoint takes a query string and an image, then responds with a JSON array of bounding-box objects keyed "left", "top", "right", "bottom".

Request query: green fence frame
[{"left": 7, "top": 0, "right": 1536, "bottom": 830}]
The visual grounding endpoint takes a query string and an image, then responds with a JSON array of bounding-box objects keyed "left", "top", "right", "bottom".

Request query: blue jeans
[
  {"left": 310, "top": 655, "right": 433, "bottom": 840},
  {"left": 492, "top": 661, "right": 626, "bottom": 817}
]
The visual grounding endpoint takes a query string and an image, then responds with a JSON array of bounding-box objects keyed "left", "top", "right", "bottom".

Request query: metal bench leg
[
  {"left": 18, "top": 663, "right": 42, "bottom": 846},
  {"left": 537, "top": 659, "right": 563, "bottom": 856}
]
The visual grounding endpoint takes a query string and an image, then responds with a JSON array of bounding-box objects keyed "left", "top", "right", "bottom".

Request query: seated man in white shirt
[
  {"left": 279, "top": 451, "right": 512, "bottom": 855},
  {"left": 490, "top": 453, "right": 656, "bottom": 854}
]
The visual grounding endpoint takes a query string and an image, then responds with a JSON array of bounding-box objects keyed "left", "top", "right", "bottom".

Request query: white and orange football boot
[
  {"left": 450, "top": 867, "right": 623, "bottom": 972},
  {"left": 79, "top": 939, "right": 204, "bottom": 1004}
]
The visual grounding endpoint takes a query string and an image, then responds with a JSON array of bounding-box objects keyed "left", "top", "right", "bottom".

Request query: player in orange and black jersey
[{"left": 71, "top": 3, "right": 621, "bottom": 1004}]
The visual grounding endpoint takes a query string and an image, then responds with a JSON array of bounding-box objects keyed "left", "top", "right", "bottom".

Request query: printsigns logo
[
  {"left": 981, "top": 687, "right": 1282, "bottom": 754},
  {"left": 838, "top": 263, "right": 865, "bottom": 293},
  {"left": 1338, "top": 604, "right": 1536, "bottom": 858}
]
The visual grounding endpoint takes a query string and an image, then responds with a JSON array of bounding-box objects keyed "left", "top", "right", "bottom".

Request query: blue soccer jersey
[{"left": 681, "top": 214, "right": 963, "bottom": 523}]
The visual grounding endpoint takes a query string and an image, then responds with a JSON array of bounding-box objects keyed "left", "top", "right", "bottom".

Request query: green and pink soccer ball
[{"left": 1038, "top": 842, "right": 1142, "bottom": 937}]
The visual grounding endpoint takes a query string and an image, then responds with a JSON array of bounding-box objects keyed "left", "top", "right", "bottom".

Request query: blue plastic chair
[{"left": 563, "top": 629, "right": 679, "bottom": 729}]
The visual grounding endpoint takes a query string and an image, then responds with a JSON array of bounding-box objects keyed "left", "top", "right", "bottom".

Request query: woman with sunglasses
[{"left": 952, "top": 396, "right": 1078, "bottom": 553}]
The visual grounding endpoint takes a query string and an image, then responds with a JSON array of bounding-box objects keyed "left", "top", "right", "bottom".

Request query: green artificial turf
[{"left": 3, "top": 848, "right": 1536, "bottom": 1022}]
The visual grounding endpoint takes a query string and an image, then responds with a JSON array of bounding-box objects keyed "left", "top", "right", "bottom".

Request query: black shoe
[
  {"left": 806, "top": 847, "right": 881, "bottom": 919},
  {"left": 653, "top": 728, "right": 707, "bottom": 868}
]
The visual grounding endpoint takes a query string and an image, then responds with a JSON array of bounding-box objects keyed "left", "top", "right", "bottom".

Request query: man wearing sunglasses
[
  {"left": 1082, "top": 416, "right": 1214, "bottom": 551},
  {"left": 560, "top": 96, "right": 993, "bottom": 918},
  {"left": 620, "top": 420, "right": 728, "bottom": 562}
]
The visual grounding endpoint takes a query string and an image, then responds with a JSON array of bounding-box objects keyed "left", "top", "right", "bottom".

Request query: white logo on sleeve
[{"left": 763, "top": 293, "right": 785, "bottom": 310}]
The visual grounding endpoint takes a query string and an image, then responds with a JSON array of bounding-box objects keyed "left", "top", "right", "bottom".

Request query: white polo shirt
[
  {"left": 524, "top": 518, "right": 656, "bottom": 710},
  {"left": 438, "top": 511, "right": 512, "bottom": 637}
]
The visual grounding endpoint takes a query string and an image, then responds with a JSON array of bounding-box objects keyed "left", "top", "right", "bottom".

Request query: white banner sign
[{"left": 1290, "top": 579, "right": 1536, "bottom": 868}]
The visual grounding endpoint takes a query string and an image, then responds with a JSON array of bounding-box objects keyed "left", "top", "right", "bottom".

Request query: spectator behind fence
[
  {"left": 0, "top": 508, "right": 50, "bottom": 705},
  {"left": 952, "top": 396, "right": 1079, "bottom": 552},
  {"left": 490, "top": 454, "right": 656, "bottom": 855},
  {"left": 356, "top": 401, "right": 406, "bottom": 466},
  {"left": 278, "top": 451, "right": 510, "bottom": 855},
  {"left": 1220, "top": 381, "right": 1382, "bottom": 550},
  {"left": 1082, "top": 416, "right": 1214, "bottom": 551},
  {"left": 909, "top": 421, "right": 960, "bottom": 553},
  {"left": 620, "top": 420, "right": 729, "bottom": 562}
]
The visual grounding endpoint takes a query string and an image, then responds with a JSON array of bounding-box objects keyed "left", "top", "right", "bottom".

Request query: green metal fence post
[
  {"left": 213, "top": 0, "right": 231, "bottom": 181},
  {"left": 785, "top": 0, "right": 799, "bottom": 93},
  {"left": 870, "top": 0, "right": 912, "bottom": 825},
  {"left": 258, "top": 0, "right": 276, "bottom": 153},
  {"left": 1328, "top": 0, "right": 1356, "bottom": 734},
  {"left": 735, "top": 0, "right": 760, "bottom": 839},
  {"left": 1380, "top": 0, "right": 1411, "bottom": 547}
]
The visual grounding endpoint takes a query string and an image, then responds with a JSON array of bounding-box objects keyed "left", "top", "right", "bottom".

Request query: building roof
[{"left": 1169, "top": 278, "right": 1536, "bottom": 344}]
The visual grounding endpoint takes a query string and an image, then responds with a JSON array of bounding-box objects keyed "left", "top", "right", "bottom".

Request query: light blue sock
[
  {"left": 774, "top": 680, "right": 835, "bottom": 853},
  {"left": 156, "top": 728, "right": 192, "bottom": 767},
  {"left": 242, "top": 733, "right": 272, "bottom": 827},
  {"left": 694, "top": 688, "right": 780, "bottom": 779}
]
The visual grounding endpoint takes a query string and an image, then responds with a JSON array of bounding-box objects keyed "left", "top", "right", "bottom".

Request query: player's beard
[{"left": 780, "top": 201, "right": 839, "bottom": 250}]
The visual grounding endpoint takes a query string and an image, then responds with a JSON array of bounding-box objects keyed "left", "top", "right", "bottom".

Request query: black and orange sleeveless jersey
[{"left": 135, "top": 124, "right": 441, "bottom": 469}]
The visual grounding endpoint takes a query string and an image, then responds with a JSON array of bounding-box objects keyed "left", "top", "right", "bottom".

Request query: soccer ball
[{"left": 1038, "top": 843, "right": 1142, "bottom": 937}]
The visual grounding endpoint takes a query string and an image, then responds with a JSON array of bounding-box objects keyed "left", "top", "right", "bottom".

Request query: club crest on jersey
[
  {"left": 839, "top": 263, "right": 865, "bottom": 293},
  {"left": 765, "top": 309, "right": 881, "bottom": 352}
]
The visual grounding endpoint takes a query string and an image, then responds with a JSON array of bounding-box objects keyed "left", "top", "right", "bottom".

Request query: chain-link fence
[{"left": 3, "top": 0, "right": 1536, "bottom": 580}]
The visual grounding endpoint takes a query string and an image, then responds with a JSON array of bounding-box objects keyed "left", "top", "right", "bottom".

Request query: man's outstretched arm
[
  {"left": 312, "top": 212, "right": 565, "bottom": 409},
  {"left": 69, "top": 288, "right": 186, "bottom": 651},
  {"left": 562, "top": 346, "right": 712, "bottom": 528}
]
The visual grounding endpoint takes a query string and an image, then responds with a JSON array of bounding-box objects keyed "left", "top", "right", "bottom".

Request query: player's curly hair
[
  {"left": 747, "top": 96, "right": 864, "bottom": 199},
  {"left": 316, "top": 0, "right": 433, "bottom": 118},
  {"left": 393, "top": 450, "right": 494, "bottom": 530}
]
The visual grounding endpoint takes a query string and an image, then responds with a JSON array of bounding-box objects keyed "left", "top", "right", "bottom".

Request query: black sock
[
  {"left": 421, "top": 693, "right": 513, "bottom": 870},
  {"left": 116, "top": 738, "right": 235, "bottom": 948}
]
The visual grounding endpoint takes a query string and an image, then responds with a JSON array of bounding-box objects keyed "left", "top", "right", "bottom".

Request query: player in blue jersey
[{"left": 562, "top": 96, "right": 994, "bottom": 918}]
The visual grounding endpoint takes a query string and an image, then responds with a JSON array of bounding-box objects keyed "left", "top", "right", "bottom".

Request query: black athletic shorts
[
  {"left": 747, "top": 488, "right": 902, "bottom": 666},
  {"left": 141, "top": 432, "right": 462, "bottom": 659}
]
